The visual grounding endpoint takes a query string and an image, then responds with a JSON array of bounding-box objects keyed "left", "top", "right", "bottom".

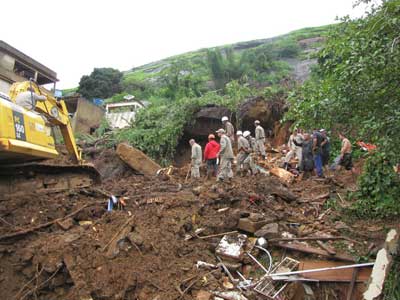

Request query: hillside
[{"left": 104, "top": 24, "right": 333, "bottom": 103}]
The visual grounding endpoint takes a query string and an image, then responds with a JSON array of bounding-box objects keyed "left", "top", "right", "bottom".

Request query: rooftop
[{"left": 0, "top": 40, "right": 58, "bottom": 83}]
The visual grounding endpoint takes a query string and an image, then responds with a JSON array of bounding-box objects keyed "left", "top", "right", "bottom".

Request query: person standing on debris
[
  {"left": 189, "top": 139, "right": 202, "bottom": 179},
  {"left": 236, "top": 131, "right": 247, "bottom": 175},
  {"left": 337, "top": 133, "right": 355, "bottom": 173},
  {"left": 222, "top": 116, "right": 235, "bottom": 144},
  {"left": 320, "top": 129, "right": 330, "bottom": 170},
  {"left": 243, "top": 131, "right": 258, "bottom": 175},
  {"left": 298, "top": 133, "right": 314, "bottom": 178},
  {"left": 312, "top": 129, "right": 324, "bottom": 177},
  {"left": 204, "top": 134, "right": 220, "bottom": 179},
  {"left": 216, "top": 128, "right": 234, "bottom": 182},
  {"left": 254, "top": 120, "right": 266, "bottom": 159},
  {"left": 284, "top": 129, "right": 303, "bottom": 170}
]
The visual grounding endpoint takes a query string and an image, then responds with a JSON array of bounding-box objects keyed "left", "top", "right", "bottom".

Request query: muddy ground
[{"left": 0, "top": 149, "right": 397, "bottom": 300}]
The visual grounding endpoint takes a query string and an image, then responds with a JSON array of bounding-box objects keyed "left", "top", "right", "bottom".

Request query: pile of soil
[{"left": 0, "top": 149, "right": 395, "bottom": 300}]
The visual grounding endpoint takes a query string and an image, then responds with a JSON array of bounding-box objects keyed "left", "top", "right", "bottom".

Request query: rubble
[
  {"left": 0, "top": 143, "right": 394, "bottom": 300},
  {"left": 116, "top": 143, "right": 161, "bottom": 175}
]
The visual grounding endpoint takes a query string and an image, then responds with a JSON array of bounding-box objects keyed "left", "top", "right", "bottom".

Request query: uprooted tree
[{"left": 287, "top": 0, "right": 400, "bottom": 217}]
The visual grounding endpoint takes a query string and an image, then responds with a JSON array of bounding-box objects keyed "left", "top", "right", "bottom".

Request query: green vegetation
[
  {"left": 78, "top": 68, "right": 123, "bottom": 100},
  {"left": 287, "top": 0, "right": 400, "bottom": 217}
]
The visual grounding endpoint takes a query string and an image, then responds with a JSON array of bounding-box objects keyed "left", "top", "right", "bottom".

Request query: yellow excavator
[{"left": 0, "top": 80, "right": 100, "bottom": 197}]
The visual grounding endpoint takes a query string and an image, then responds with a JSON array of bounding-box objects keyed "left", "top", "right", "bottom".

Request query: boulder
[{"left": 254, "top": 223, "right": 279, "bottom": 239}]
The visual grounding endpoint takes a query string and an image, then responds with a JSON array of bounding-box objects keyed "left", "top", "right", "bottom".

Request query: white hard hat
[
  {"left": 254, "top": 120, "right": 260, "bottom": 124},
  {"left": 221, "top": 116, "right": 229, "bottom": 122},
  {"left": 243, "top": 131, "right": 251, "bottom": 137},
  {"left": 216, "top": 128, "right": 225, "bottom": 134},
  {"left": 236, "top": 130, "right": 243, "bottom": 136}
]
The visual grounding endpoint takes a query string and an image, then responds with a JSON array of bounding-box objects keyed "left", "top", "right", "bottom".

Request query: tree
[
  {"left": 287, "top": 0, "right": 400, "bottom": 217},
  {"left": 78, "top": 68, "right": 123, "bottom": 99}
]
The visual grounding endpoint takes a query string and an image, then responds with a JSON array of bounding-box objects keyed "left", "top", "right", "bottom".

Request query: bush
[{"left": 352, "top": 152, "right": 400, "bottom": 218}]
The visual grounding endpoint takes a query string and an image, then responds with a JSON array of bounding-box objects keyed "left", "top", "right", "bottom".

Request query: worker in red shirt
[{"left": 204, "top": 134, "right": 220, "bottom": 179}]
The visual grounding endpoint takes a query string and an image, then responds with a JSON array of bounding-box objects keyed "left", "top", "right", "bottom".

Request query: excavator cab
[{"left": 0, "top": 81, "right": 100, "bottom": 198}]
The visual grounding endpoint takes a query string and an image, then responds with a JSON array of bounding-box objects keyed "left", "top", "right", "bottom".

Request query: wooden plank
[
  {"left": 116, "top": 143, "right": 161, "bottom": 176},
  {"left": 298, "top": 261, "right": 372, "bottom": 282},
  {"left": 277, "top": 242, "right": 356, "bottom": 262},
  {"left": 317, "top": 240, "right": 336, "bottom": 255},
  {"left": 270, "top": 167, "right": 295, "bottom": 184}
]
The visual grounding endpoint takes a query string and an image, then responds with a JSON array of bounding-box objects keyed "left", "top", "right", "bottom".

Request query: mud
[{"left": 0, "top": 149, "right": 396, "bottom": 300}]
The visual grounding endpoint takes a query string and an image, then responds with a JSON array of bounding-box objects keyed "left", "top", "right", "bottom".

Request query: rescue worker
[
  {"left": 299, "top": 133, "right": 314, "bottom": 178},
  {"left": 284, "top": 129, "right": 303, "bottom": 169},
  {"left": 15, "top": 87, "right": 47, "bottom": 111},
  {"left": 221, "top": 116, "right": 235, "bottom": 144},
  {"left": 236, "top": 131, "right": 246, "bottom": 175},
  {"left": 216, "top": 128, "right": 234, "bottom": 182},
  {"left": 189, "top": 139, "right": 202, "bottom": 179},
  {"left": 204, "top": 134, "right": 220, "bottom": 179},
  {"left": 312, "top": 129, "right": 324, "bottom": 177},
  {"left": 254, "top": 120, "right": 266, "bottom": 159},
  {"left": 243, "top": 131, "right": 258, "bottom": 175},
  {"left": 338, "top": 133, "right": 355, "bottom": 173},
  {"left": 320, "top": 129, "right": 330, "bottom": 169}
]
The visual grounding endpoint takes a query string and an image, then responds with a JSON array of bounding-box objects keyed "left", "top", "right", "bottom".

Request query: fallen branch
[
  {"left": 102, "top": 216, "right": 134, "bottom": 252},
  {"left": 269, "top": 236, "right": 360, "bottom": 244},
  {"left": 0, "top": 204, "right": 90, "bottom": 241},
  {"left": 18, "top": 266, "right": 61, "bottom": 300},
  {"left": 198, "top": 231, "right": 238, "bottom": 240}
]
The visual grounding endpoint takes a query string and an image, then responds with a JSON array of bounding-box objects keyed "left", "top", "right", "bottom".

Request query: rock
[
  {"left": 254, "top": 223, "right": 279, "bottom": 239},
  {"left": 126, "top": 232, "right": 144, "bottom": 246},
  {"left": 192, "top": 186, "right": 204, "bottom": 196},
  {"left": 57, "top": 218, "right": 74, "bottom": 230},
  {"left": 237, "top": 218, "right": 268, "bottom": 233},
  {"left": 384, "top": 229, "right": 399, "bottom": 255},
  {"left": 215, "top": 234, "right": 247, "bottom": 261},
  {"left": 248, "top": 213, "right": 263, "bottom": 222},
  {"left": 196, "top": 290, "right": 212, "bottom": 300},
  {"left": 363, "top": 248, "right": 391, "bottom": 300},
  {"left": 116, "top": 143, "right": 161, "bottom": 176}
]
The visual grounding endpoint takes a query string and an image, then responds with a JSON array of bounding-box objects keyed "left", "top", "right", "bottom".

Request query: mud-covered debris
[
  {"left": 216, "top": 234, "right": 248, "bottom": 261},
  {"left": 254, "top": 223, "right": 279, "bottom": 239}
]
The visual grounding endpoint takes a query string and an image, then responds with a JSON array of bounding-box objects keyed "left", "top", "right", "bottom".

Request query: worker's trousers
[
  {"left": 218, "top": 158, "right": 233, "bottom": 181},
  {"left": 313, "top": 154, "right": 323, "bottom": 177},
  {"left": 285, "top": 146, "right": 302, "bottom": 167},
  {"left": 255, "top": 139, "right": 266, "bottom": 157},
  {"left": 191, "top": 159, "right": 201, "bottom": 178}
]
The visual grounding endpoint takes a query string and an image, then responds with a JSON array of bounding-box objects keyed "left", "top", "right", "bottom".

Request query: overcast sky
[{"left": 1, "top": 0, "right": 371, "bottom": 89}]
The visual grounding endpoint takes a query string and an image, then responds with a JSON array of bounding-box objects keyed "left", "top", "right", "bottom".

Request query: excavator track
[{"left": 0, "top": 163, "right": 101, "bottom": 199}]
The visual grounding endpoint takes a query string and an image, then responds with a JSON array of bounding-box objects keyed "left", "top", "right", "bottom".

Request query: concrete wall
[{"left": 71, "top": 98, "right": 105, "bottom": 134}]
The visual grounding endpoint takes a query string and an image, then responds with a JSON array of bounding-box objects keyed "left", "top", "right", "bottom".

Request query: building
[
  {"left": 63, "top": 93, "right": 105, "bottom": 135},
  {"left": 0, "top": 40, "right": 58, "bottom": 94},
  {"left": 106, "top": 100, "right": 149, "bottom": 129}
]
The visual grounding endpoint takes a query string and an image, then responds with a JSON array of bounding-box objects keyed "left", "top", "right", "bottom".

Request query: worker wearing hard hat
[
  {"left": 237, "top": 130, "right": 254, "bottom": 176},
  {"left": 216, "top": 128, "right": 234, "bottom": 182},
  {"left": 189, "top": 139, "right": 202, "bottom": 179},
  {"left": 254, "top": 120, "right": 266, "bottom": 159},
  {"left": 221, "top": 116, "right": 235, "bottom": 144},
  {"left": 243, "top": 131, "right": 258, "bottom": 175}
]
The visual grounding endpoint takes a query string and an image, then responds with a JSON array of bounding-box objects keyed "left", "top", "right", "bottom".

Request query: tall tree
[{"left": 78, "top": 68, "right": 123, "bottom": 99}]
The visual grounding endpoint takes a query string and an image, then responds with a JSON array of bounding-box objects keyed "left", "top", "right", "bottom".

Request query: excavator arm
[{"left": 9, "top": 81, "right": 82, "bottom": 163}]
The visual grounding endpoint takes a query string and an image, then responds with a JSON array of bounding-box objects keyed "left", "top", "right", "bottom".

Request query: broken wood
[
  {"left": 277, "top": 242, "right": 356, "bottom": 262},
  {"left": 0, "top": 204, "right": 90, "bottom": 241},
  {"left": 270, "top": 167, "right": 295, "bottom": 184},
  {"left": 102, "top": 216, "right": 134, "bottom": 252},
  {"left": 116, "top": 143, "right": 161, "bottom": 176},
  {"left": 269, "top": 236, "right": 359, "bottom": 244},
  {"left": 281, "top": 261, "right": 373, "bottom": 282},
  {"left": 317, "top": 241, "right": 336, "bottom": 255},
  {"left": 198, "top": 231, "right": 238, "bottom": 240},
  {"left": 346, "top": 268, "right": 358, "bottom": 300}
]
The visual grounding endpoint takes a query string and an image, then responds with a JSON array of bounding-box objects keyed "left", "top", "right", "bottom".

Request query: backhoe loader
[{"left": 0, "top": 81, "right": 100, "bottom": 197}]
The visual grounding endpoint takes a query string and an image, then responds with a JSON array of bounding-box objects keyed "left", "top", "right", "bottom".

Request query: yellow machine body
[{"left": 0, "top": 96, "right": 58, "bottom": 163}]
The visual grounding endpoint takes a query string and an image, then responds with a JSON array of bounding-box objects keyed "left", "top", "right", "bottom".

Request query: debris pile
[{"left": 0, "top": 144, "right": 398, "bottom": 300}]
